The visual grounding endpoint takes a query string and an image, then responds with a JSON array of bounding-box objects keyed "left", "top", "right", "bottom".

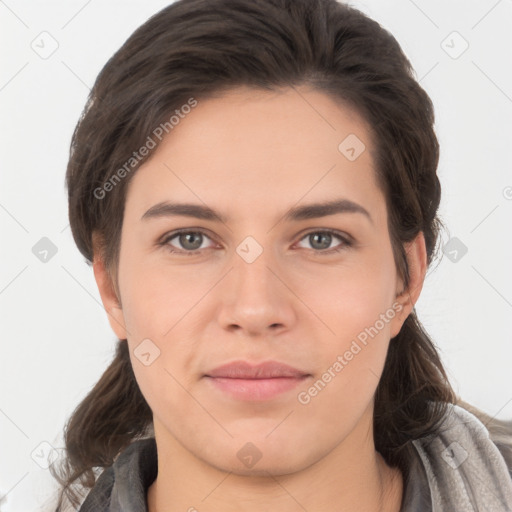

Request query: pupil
[
  {"left": 312, "top": 233, "right": 330, "bottom": 249},
  {"left": 182, "top": 233, "right": 202, "bottom": 250}
]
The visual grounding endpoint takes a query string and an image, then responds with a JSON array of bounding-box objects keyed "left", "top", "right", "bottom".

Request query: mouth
[{"left": 203, "top": 360, "right": 311, "bottom": 401}]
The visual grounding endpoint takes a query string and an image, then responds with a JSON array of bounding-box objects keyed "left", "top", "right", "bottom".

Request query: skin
[{"left": 93, "top": 85, "right": 427, "bottom": 512}]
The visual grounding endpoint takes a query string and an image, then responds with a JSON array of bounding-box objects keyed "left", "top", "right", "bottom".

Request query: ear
[
  {"left": 389, "top": 231, "right": 428, "bottom": 339},
  {"left": 92, "top": 232, "right": 128, "bottom": 340}
]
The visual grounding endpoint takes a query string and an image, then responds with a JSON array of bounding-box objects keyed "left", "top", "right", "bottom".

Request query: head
[{"left": 55, "top": 0, "right": 456, "bottom": 507}]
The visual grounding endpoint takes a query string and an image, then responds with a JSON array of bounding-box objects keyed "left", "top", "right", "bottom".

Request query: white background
[{"left": 1, "top": 0, "right": 511, "bottom": 510}]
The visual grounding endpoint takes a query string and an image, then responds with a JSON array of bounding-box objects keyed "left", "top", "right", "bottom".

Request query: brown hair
[{"left": 52, "top": 0, "right": 511, "bottom": 508}]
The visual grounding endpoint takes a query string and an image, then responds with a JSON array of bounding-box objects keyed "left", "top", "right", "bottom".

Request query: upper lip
[{"left": 205, "top": 360, "right": 310, "bottom": 379}]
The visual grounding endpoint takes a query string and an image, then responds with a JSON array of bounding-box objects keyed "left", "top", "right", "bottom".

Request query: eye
[
  {"left": 160, "top": 229, "right": 216, "bottom": 255},
  {"left": 295, "top": 230, "right": 352, "bottom": 254},
  {"left": 158, "top": 228, "right": 353, "bottom": 256}
]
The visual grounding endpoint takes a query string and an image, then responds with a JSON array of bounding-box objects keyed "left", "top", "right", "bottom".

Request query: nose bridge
[
  {"left": 217, "top": 233, "right": 295, "bottom": 334},
  {"left": 232, "top": 234, "right": 278, "bottom": 300}
]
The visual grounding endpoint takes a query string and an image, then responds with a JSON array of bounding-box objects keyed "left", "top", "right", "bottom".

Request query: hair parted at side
[{"left": 52, "top": 0, "right": 512, "bottom": 509}]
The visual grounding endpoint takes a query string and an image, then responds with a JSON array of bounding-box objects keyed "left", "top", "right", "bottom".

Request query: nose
[{"left": 217, "top": 241, "right": 297, "bottom": 337}]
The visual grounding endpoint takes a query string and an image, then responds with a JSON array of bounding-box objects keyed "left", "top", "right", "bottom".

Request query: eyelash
[{"left": 158, "top": 228, "right": 353, "bottom": 256}]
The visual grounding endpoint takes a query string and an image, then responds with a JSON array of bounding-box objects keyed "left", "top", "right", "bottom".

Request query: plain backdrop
[{"left": 1, "top": 0, "right": 511, "bottom": 510}]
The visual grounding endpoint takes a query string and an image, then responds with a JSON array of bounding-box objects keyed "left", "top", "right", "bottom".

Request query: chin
[
  {"left": 195, "top": 436, "right": 319, "bottom": 477},
  {"left": 213, "top": 455, "right": 309, "bottom": 478}
]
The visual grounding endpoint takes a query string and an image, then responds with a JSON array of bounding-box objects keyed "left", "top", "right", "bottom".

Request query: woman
[{"left": 52, "top": 0, "right": 512, "bottom": 510}]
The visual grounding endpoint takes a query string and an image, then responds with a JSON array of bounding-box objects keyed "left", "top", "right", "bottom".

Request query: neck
[{"left": 147, "top": 406, "right": 403, "bottom": 512}]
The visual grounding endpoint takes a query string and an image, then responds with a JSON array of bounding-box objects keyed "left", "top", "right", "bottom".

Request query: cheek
[
  {"left": 119, "top": 256, "right": 205, "bottom": 406},
  {"left": 299, "top": 248, "right": 397, "bottom": 397},
  {"left": 294, "top": 275, "right": 396, "bottom": 438},
  {"left": 119, "top": 251, "right": 208, "bottom": 340},
  {"left": 304, "top": 250, "right": 397, "bottom": 339}
]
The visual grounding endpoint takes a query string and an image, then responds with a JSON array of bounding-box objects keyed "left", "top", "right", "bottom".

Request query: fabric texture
[{"left": 78, "top": 403, "right": 512, "bottom": 511}]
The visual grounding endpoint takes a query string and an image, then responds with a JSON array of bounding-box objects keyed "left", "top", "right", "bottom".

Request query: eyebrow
[{"left": 140, "top": 198, "right": 373, "bottom": 225}]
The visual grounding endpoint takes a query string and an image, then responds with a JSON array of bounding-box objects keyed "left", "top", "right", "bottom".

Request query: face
[{"left": 96, "top": 85, "right": 422, "bottom": 476}]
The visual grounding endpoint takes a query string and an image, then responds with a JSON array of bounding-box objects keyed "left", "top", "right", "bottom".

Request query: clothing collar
[{"left": 79, "top": 404, "right": 512, "bottom": 511}]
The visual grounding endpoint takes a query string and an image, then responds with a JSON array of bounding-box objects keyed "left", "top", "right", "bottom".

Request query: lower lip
[{"left": 204, "top": 376, "right": 309, "bottom": 401}]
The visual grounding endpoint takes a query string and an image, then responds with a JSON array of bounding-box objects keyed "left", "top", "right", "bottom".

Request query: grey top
[{"left": 78, "top": 404, "right": 512, "bottom": 511}]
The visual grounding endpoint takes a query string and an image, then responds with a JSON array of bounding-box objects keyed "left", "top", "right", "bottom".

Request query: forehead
[{"left": 123, "top": 85, "right": 384, "bottom": 224}]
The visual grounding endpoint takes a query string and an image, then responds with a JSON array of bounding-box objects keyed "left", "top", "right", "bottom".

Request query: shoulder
[
  {"left": 410, "top": 403, "right": 512, "bottom": 511},
  {"left": 78, "top": 438, "right": 157, "bottom": 512}
]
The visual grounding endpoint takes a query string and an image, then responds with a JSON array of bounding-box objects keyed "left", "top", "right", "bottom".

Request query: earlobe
[
  {"left": 389, "top": 232, "right": 428, "bottom": 338},
  {"left": 92, "top": 252, "right": 128, "bottom": 340}
]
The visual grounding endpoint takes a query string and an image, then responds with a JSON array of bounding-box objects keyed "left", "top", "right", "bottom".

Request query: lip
[
  {"left": 206, "top": 360, "right": 309, "bottom": 379},
  {"left": 204, "top": 360, "right": 311, "bottom": 401}
]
